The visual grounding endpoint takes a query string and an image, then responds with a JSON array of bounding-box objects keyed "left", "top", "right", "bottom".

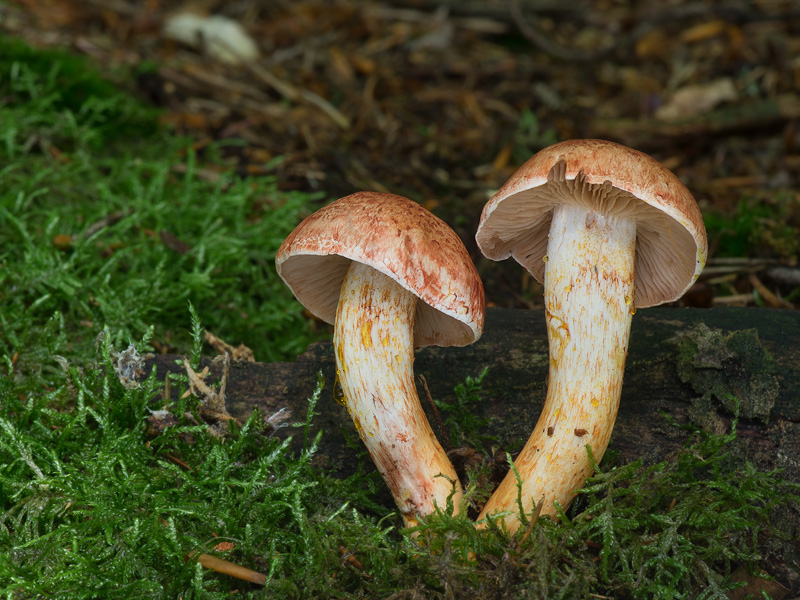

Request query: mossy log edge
[{"left": 148, "top": 306, "right": 800, "bottom": 589}]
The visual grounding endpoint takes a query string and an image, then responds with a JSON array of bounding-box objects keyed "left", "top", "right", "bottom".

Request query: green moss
[
  {"left": 0, "top": 37, "right": 325, "bottom": 367},
  {"left": 1, "top": 36, "right": 798, "bottom": 600},
  {"left": 434, "top": 366, "right": 496, "bottom": 453},
  {"left": 0, "top": 34, "right": 160, "bottom": 152},
  {"left": 674, "top": 324, "right": 779, "bottom": 423},
  {"left": 704, "top": 194, "right": 800, "bottom": 260},
  {"left": 1, "top": 317, "right": 798, "bottom": 598}
]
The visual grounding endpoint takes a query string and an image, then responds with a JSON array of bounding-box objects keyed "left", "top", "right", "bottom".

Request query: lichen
[{"left": 673, "top": 323, "right": 779, "bottom": 423}]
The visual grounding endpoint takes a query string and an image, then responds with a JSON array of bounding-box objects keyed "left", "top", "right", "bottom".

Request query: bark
[
  {"left": 147, "top": 306, "right": 800, "bottom": 587},
  {"left": 149, "top": 306, "right": 800, "bottom": 476}
]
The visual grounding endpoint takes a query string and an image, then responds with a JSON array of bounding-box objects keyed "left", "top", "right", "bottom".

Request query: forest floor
[
  {"left": 4, "top": 0, "right": 800, "bottom": 310},
  {"left": 3, "top": 2, "right": 800, "bottom": 597}
]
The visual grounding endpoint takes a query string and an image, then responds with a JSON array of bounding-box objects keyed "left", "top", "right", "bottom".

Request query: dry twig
[
  {"left": 186, "top": 551, "right": 267, "bottom": 585},
  {"left": 182, "top": 355, "right": 241, "bottom": 427},
  {"left": 418, "top": 374, "right": 452, "bottom": 451},
  {"left": 204, "top": 331, "right": 255, "bottom": 363}
]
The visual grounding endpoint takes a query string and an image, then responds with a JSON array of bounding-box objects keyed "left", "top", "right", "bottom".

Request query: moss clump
[
  {"left": 2, "top": 314, "right": 798, "bottom": 598},
  {"left": 0, "top": 37, "right": 325, "bottom": 367},
  {"left": 674, "top": 323, "right": 779, "bottom": 424}
]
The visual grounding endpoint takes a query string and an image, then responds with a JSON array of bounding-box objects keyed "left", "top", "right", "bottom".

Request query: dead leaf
[
  {"left": 726, "top": 565, "right": 788, "bottom": 600},
  {"left": 409, "top": 18, "right": 454, "bottom": 51},
  {"left": 656, "top": 79, "right": 737, "bottom": 120},
  {"left": 681, "top": 20, "right": 728, "bottom": 44},
  {"left": 636, "top": 29, "right": 669, "bottom": 59},
  {"left": 213, "top": 542, "right": 235, "bottom": 552},
  {"left": 328, "top": 46, "right": 355, "bottom": 83},
  {"left": 163, "top": 13, "right": 260, "bottom": 65},
  {"left": 53, "top": 234, "right": 73, "bottom": 250},
  {"left": 491, "top": 143, "right": 513, "bottom": 172},
  {"left": 159, "top": 230, "right": 193, "bottom": 255},
  {"left": 349, "top": 54, "right": 376, "bottom": 76}
]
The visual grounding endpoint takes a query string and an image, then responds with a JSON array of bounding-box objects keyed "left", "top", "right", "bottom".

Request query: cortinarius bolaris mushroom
[
  {"left": 475, "top": 139, "right": 707, "bottom": 532},
  {"left": 276, "top": 192, "right": 485, "bottom": 527}
]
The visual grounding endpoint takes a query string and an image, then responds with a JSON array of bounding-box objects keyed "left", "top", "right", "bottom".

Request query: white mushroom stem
[
  {"left": 334, "top": 261, "right": 463, "bottom": 527},
  {"left": 478, "top": 202, "right": 636, "bottom": 533}
]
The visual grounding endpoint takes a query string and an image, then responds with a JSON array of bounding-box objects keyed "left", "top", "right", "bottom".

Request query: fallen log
[
  {"left": 149, "top": 306, "right": 800, "bottom": 477},
  {"left": 148, "top": 306, "right": 800, "bottom": 588}
]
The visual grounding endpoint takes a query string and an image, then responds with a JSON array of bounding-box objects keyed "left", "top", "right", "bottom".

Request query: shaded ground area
[{"left": 3, "top": 0, "right": 800, "bottom": 308}]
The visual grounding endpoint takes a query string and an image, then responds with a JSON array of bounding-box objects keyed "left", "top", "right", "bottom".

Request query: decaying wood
[
  {"left": 149, "top": 306, "right": 800, "bottom": 478},
  {"left": 148, "top": 306, "right": 800, "bottom": 586}
]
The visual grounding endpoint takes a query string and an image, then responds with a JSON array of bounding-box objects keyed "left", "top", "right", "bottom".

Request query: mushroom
[
  {"left": 474, "top": 139, "right": 707, "bottom": 532},
  {"left": 276, "top": 192, "right": 485, "bottom": 527}
]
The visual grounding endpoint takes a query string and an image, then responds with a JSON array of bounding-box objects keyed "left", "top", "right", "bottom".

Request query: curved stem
[
  {"left": 478, "top": 203, "right": 636, "bottom": 532},
  {"left": 334, "top": 262, "right": 463, "bottom": 527}
]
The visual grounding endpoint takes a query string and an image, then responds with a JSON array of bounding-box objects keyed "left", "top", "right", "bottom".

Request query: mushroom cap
[
  {"left": 475, "top": 139, "right": 708, "bottom": 308},
  {"left": 276, "top": 191, "right": 485, "bottom": 347}
]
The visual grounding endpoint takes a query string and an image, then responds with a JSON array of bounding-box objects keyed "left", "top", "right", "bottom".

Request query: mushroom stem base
[
  {"left": 478, "top": 203, "right": 636, "bottom": 532},
  {"left": 334, "top": 262, "right": 462, "bottom": 527}
]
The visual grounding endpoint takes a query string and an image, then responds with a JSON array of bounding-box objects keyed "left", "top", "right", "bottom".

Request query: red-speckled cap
[
  {"left": 276, "top": 192, "right": 485, "bottom": 347},
  {"left": 475, "top": 139, "right": 708, "bottom": 307}
]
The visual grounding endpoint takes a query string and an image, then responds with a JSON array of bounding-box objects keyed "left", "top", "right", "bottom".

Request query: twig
[
  {"left": 179, "top": 64, "right": 271, "bottom": 102},
  {"left": 749, "top": 273, "right": 793, "bottom": 309},
  {"left": 383, "top": 0, "right": 588, "bottom": 22},
  {"left": 204, "top": 331, "right": 255, "bottom": 363},
  {"left": 160, "top": 63, "right": 320, "bottom": 137},
  {"left": 243, "top": 61, "right": 350, "bottom": 130},
  {"left": 338, "top": 545, "right": 374, "bottom": 578},
  {"left": 186, "top": 551, "right": 267, "bottom": 585},
  {"left": 171, "top": 163, "right": 223, "bottom": 183},
  {"left": 83, "top": 209, "right": 129, "bottom": 239},
  {"left": 707, "top": 257, "right": 781, "bottom": 266},
  {"left": 158, "top": 516, "right": 268, "bottom": 585},
  {"left": 700, "top": 258, "right": 784, "bottom": 279},
  {"left": 418, "top": 374, "right": 453, "bottom": 451},
  {"left": 712, "top": 293, "right": 753, "bottom": 306},
  {"left": 517, "top": 495, "right": 544, "bottom": 548},
  {"left": 509, "top": 0, "right": 615, "bottom": 62},
  {"left": 765, "top": 267, "right": 800, "bottom": 287},
  {"left": 366, "top": 6, "right": 509, "bottom": 34},
  {"left": 701, "top": 266, "right": 768, "bottom": 277},
  {"left": 591, "top": 95, "right": 800, "bottom": 145},
  {"left": 209, "top": 34, "right": 350, "bottom": 130},
  {"left": 163, "top": 453, "right": 191, "bottom": 471}
]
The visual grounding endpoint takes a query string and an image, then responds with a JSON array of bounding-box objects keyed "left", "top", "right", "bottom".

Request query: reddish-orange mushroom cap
[
  {"left": 476, "top": 139, "right": 708, "bottom": 308},
  {"left": 276, "top": 191, "right": 485, "bottom": 347}
]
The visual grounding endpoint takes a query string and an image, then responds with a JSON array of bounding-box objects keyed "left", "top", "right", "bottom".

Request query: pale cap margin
[
  {"left": 277, "top": 191, "right": 485, "bottom": 347},
  {"left": 475, "top": 139, "right": 708, "bottom": 307}
]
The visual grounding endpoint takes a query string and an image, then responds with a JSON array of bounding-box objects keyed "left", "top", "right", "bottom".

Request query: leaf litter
[{"left": 4, "top": 0, "right": 800, "bottom": 309}]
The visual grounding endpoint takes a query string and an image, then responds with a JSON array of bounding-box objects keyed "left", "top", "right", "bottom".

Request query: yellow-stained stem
[
  {"left": 334, "top": 262, "right": 463, "bottom": 527},
  {"left": 478, "top": 203, "right": 636, "bottom": 533}
]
